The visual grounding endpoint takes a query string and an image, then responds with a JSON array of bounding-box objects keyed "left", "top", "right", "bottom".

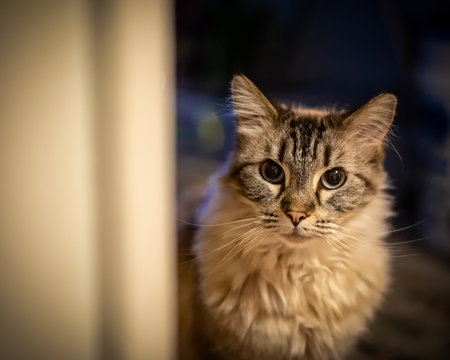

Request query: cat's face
[{"left": 227, "top": 75, "right": 396, "bottom": 245}]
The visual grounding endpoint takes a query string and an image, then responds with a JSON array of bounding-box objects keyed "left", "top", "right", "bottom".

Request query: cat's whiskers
[
  {"left": 330, "top": 226, "right": 385, "bottom": 252},
  {"left": 193, "top": 216, "right": 281, "bottom": 266},
  {"left": 194, "top": 221, "right": 261, "bottom": 258},
  {"left": 238, "top": 229, "right": 270, "bottom": 257},
  {"left": 310, "top": 227, "right": 349, "bottom": 253},
  {"left": 385, "top": 127, "right": 404, "bottom": 167},
  {"left": 218, "top": 226, "right": 266, "bottom": 268},
  {"left": 177, "top": 216, "right": 260, "bottom": 228},
  {"left": 325, "top": 224, "right": 422, "bottom": 258},
  {"left": 384, "top": 237, "right": 430, "bottom": 247},
  {"left": 328, "top": 222, "right": 428, "bottom": 252},
  {"left": 205, "top": 226, "right": 265, "bottom": 270},
  {"left": 324, "top": 231, "right": 354, "bottom": 253},
  {"left": 179, "top": 221, "right": 261, "bottom": 264},
  {"left": 310, "top": 223, "right": 367, "bottom": 252},
  {"left": 197, "top": 223, "right": 261, "bottom": 256},
  {"left": 324, "top": 236, "right": 348, "bottom": 253},
  {"left": 387, "top": 252, "right": 419, "bottom": 258},
  {"left": 294, "top": 224, "right": 349, "bottom": 253},
  {"left": 301, "top": 222, "right": 379, "bottom": 254},
  {"left": 326, "top": 218, "right": 429, "bottom": 236}
]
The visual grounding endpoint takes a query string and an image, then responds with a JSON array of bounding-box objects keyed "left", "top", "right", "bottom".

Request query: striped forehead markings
[
  {"left": 278, "top": 139, "right": 287, "bottom": 162},
  {"left": 324, "top": 145, "right": 331, "bottom": 167},
  {"left": 286, "top": 117, "right": 327, "bottom": 160},
  {"left": 290, "top": 135, "right": 297, "bottom": 160},
  {"left": 312, "top": 138, "right": 319, "bottom": 159}
]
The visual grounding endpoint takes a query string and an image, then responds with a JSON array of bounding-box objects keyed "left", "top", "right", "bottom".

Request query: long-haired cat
[{"left": 178, "top": 75, "right": 397, "bottom": 360}]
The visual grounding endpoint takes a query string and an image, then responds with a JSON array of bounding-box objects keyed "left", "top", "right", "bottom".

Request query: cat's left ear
[
  {"left": 343, "top": 93, "right": 397, "bottom": 153},
  {"left": 231, "top": 75, "right": 278, "bottom": 137}
]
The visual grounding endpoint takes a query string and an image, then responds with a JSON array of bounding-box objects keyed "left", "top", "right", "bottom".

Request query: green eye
[
  {"left": 320, "top": 168, "right": 346, "bottom": 190},
  {"left": 260, "top": 160, "right": 284, "bottom": 184}
]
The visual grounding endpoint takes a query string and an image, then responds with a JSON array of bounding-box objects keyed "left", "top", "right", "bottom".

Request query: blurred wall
[
  {"left": 0, "top": 1, "right": 175, "bottom": 359},
  {"left": 0, "top": 1, "right": 97, "bottom": 359},
  {"left": 93, "top": 1, "right": 176, "bottom": 359}
]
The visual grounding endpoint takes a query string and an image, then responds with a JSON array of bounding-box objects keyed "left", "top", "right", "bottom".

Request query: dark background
[{"left": 176, "top": 1, "right": 450, "bottom": 358}]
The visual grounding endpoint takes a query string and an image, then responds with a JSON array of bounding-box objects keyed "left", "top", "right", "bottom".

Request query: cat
[{"left": 178, "top": 75, "right": 397, "bottom": 360}]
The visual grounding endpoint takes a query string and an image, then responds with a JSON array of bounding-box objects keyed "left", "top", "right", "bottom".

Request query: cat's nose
[{"left": 286, "top": 211, "right": 308, "bottom": 226}]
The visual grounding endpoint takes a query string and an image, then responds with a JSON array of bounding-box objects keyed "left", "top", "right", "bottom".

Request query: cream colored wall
[
  {"left": 0, "top": 1, "right": 174, "bottom": 359},
  {"left": 94, "top": 1, "right": 176, "bottom": 359}
]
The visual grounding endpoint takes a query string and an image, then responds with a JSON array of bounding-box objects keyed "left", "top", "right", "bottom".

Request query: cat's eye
[
  {"left": 320, "top": 168, "right": 346, "bottom": 190},
  {"left": 260, "top": 160, "right": 284, "bottom": 184}
]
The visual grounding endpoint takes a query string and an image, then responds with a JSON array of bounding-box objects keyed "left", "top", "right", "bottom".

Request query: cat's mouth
[{"left": 282, "top": 229, "right": 312, "bottom": 244}]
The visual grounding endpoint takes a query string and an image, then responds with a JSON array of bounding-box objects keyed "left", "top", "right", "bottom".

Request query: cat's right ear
[
  {"left": 231, "top": 75, "right": 278, "bottom": 137},
  {"left": 342, "top": 93, "right": 397, "bottom": 155}
]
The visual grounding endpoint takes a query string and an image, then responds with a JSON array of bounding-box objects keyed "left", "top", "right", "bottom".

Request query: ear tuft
[
  {"left": 231, "top": 75, "right": 277, "bottom": 136},
  {"left": 344, "top": 93, "right": 397, "bottom": 153}
]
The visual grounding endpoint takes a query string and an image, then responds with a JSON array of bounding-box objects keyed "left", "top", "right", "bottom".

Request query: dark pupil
[
  {"left": 327, "top": 170, "right": 341, "bottom": 185},
  {"left": 266, "top": 164, "right": 280, "bottom": 179}
]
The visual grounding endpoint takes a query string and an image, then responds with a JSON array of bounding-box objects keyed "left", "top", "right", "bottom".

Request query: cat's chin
[{"left": 281, "top": 233, "right": 313, "bottom": 245}]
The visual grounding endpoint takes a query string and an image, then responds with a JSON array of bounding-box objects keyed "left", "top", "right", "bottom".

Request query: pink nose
[{"left": 286, "top": 211, "right": 307, "bottom": 226}]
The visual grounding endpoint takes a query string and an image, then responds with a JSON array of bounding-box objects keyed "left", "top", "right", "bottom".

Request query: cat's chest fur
[{"left": 194, "top": 219, "right": 389, "bottom": 360}]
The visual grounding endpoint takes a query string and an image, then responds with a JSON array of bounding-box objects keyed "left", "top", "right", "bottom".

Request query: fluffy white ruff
[{"left": 193, "top": 181, "right": 391, "bottom": 360}]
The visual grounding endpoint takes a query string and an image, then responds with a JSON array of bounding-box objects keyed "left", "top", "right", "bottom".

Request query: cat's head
[{"left": 226, "top": 75, "right": 397, "bottom": 245}]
